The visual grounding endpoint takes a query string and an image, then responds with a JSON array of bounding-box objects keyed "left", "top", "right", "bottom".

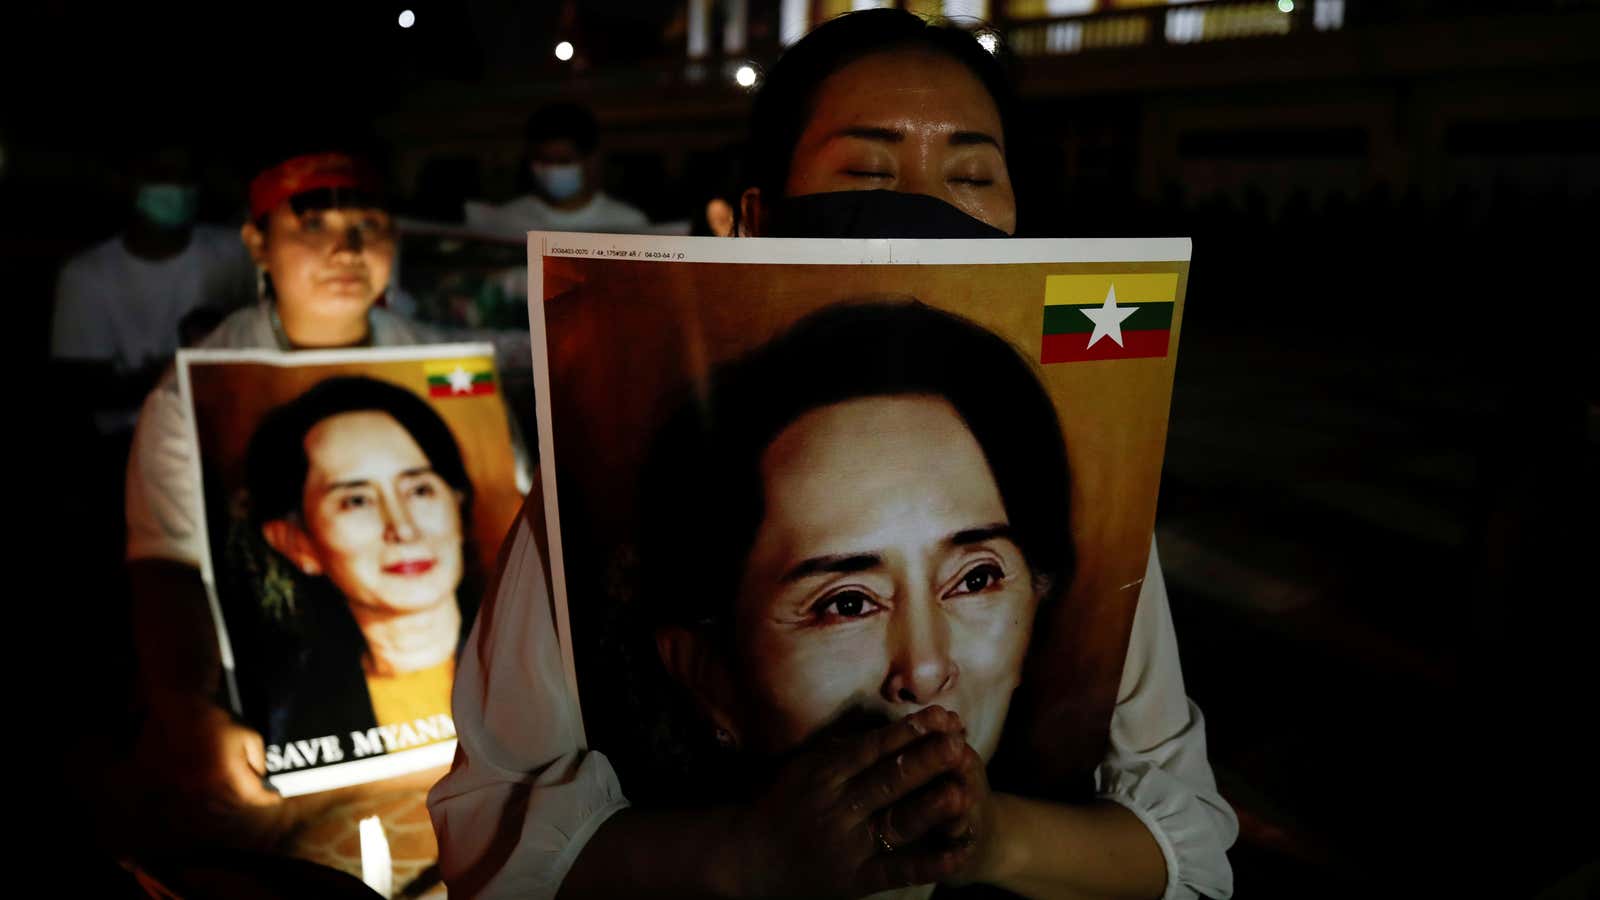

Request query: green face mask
[{"left": 134, "top": 183, "right": 199, "bottom": 229}]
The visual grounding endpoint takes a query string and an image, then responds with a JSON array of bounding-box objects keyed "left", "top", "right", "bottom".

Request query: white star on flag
[
  {"left": 1078, "top": 284, "right": 1138, "bottom": 349},
  {"left": 447, "top": 365, "right": 475, "bottom": 394}
]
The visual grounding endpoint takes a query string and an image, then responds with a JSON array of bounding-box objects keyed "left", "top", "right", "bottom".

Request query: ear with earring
[{"left": 255, "top": 267, "right": 268, "bottom": 301}]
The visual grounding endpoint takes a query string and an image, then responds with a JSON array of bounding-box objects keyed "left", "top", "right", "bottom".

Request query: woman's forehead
[{"left": 804, "top": 49, "right": 1002, "bottom": 137}]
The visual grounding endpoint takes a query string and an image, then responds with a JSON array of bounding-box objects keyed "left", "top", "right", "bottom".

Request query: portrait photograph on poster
[
  {"left": 528, "top": 233, "right": 1190, "bottom": 811},
  {"left": 179, "top": 343, "right": 526, "bottom": 797}
]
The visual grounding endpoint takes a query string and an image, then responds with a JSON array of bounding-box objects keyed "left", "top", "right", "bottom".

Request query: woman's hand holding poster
[
  {"left": 180, "top": 343, "right": 525, "bottom": 797},
  {"left": 527, "top": 234, "right": 1189, "bottom": 820}
]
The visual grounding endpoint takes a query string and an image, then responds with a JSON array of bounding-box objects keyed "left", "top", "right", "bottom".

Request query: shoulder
[
  {"left": 370, "top": 307, "right": 447, "bottom": 346},
  {"left": 56, "top": 237, "right": 122, "bottom": 289},
  {"left": 592, "top": 194, "right": 649, "bottom": 225},
  {"left": 199, "top": 304, "right": 278, "bottom": 350}
]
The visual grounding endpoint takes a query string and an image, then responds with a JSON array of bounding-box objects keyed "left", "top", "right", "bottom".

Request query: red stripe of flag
[{"left": 1040, "top": 329, "right": 1170, "bottom": 364}]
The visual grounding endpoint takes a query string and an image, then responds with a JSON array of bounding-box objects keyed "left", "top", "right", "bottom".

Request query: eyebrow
[
  {"left": 830, "top": 126, "right": 1001, "bottom": 150},
  {"left": 777, "top": 522, "right": 1015, "bottom": 584},
  {"left": 325, "top": 467, "right": 434, "bottom": 492}
]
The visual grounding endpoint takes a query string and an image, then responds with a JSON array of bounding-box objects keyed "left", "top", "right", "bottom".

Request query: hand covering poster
[
  {"left": 180, "top": 344, "right": 525, "bottom": 796},
  {"left": 528, "top": 234, "right": 1189, "bottom": 806}
]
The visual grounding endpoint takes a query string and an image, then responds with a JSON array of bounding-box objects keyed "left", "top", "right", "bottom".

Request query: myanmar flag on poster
[
  {"left": 1041, "top": 273, "right": 1177, "bottom": 364},
  {"left": 424, "top": 357, "right": 497, "bottom": 397}
]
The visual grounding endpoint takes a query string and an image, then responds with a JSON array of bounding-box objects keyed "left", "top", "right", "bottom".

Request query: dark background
[{"left": 7, "top": 1, "right": 1597, "bottom": 896}]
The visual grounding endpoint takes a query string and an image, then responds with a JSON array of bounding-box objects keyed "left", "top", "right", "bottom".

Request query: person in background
[
  {"left": 465, "top": 102, "right": 650, "bottom": 235},
  {"left": 123, "top": 142, "right": 446, "bottom": 851},
  {"left": 50, "top": 141, "right": 255, "bottom": 438}
]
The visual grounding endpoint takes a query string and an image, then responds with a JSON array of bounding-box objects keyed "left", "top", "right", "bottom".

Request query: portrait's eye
[
  {"left": 409, "top": 482, "right": 436, "bottom": 498},
  {"left": 844, "top": 169, "right": 893, "bottom": 180},
  {"left": 335, "top": 490, "right": 375, "bottom": 512},
  {"left": 949, "top": 562, "right": 1006, "bottom": 597},
  {"left": 950, "top": 176, "right": 994, "bottom": 187},
  {"left": 810, "top": 588, "right": 883, "bottom": 623},
  {"left": 358, "top": 215, "right": 391, "bottom": 235},
  {"left": 298, "top": 213, "right": 325, "bottom": 232}
]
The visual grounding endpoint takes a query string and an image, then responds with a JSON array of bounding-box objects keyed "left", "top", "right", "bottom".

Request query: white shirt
[
  {"left": 429, "top": 507, "right": 1238, "bottom": 899},
  {"left": 124, "top": 302, "right": 443, "bottom": 566},
  {"left": 464, "top": 192, "right": 650, "bottom": 236},
  {"left": 51, "top": 225, "right": 256, "bottom": 433}
]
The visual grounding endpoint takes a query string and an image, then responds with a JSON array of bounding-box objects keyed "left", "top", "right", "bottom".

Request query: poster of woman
[
  {"left": 180, "top": 343, "right": 526, "bottom": 796},
  {"left": 527, "top": 234, "right": 1189, "bottom": 812}
]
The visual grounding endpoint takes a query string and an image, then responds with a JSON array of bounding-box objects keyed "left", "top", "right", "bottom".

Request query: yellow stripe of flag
[
  {"left": 1044, "top": 273, "right": 1178, "bottom": 306},
  {"left": 423, "top": 357, "right": 494, "bottom": 378}
]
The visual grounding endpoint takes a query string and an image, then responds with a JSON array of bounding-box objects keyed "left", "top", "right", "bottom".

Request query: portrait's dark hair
[
  {"left": 746, "top": 8, "right": 1020, "bottom": 203},
  {"left": 246, "top": 375, "right": 472, "bottom": 525},
  {"left": 637, "top": 300, "right": 1073, "bottom": 637},
  {"left": 227, "top": 375, "right": 479, "bottom": 746},
  {"left": 526, "top": 101, "right": 600, "bottom": 155}
]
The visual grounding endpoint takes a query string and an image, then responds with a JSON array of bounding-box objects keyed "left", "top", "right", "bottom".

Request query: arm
[{"left": 953, "top": 539, "right": 1236, "bottom": 900}]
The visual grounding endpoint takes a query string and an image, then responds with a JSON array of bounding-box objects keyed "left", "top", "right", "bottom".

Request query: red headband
[{"left": 248, "top": 152, "right": 383, "bottom": 220}]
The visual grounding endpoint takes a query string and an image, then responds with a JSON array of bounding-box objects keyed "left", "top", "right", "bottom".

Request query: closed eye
[{"left": 844, "top": 170, "right": 893, "bottom": 179}]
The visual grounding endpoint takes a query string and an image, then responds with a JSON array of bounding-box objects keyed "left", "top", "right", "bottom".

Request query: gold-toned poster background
[
  {"left": 188, "top": 354, "right": 523, "bottom": 585},
  {"left": 542, "top": 255, "right": 1187, "bottom": 792}
]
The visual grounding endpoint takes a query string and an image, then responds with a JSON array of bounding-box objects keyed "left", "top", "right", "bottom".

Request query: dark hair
[
  {"left": 526, "top": 102, "right": 600, "bottom": 155},
  {"left": 746, "top": 8, "right": 1019, "bottom": 202},
  {"left": 247, "top": 376, "right": 472, "bottom": 525},
  {"left": 636, "top": 300, "right": 1073, "bottom": 638}
]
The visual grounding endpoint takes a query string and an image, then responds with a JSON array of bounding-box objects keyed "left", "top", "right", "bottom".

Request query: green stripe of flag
[
  {"left": 1043, "top": 302, "right": 1173, "bottom": 335},
  {"left": 427, "top": 373, "right": 496, "bottom": 386}
]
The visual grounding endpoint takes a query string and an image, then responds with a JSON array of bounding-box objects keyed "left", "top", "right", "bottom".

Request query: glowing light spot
[
  {"left": 555, "top": 41, "right": 575, "bottom": 61},
  {"left": 976, "top": 31, "right": 999, "bottom": 54},
  {"left": 735, "top": 64, "right": 758, "bottom": 87},
  {"left": 398, "top": 9, "right": 415, "bottom": 28},
  {"left": 1278, "top": 0, "right": 1294, "bottom": 11}
]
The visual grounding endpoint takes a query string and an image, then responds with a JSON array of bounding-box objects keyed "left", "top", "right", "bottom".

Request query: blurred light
[
  {"left": 358, "top": 817, "right": 392, "bottom": 898},
  {"left": 555, "top": 40, "right": 575, "bottom": 61},
  {"left": 735, "top": 64, "right": 758, "bottom": 87},
  {"left": 1277, "top": 0, "right": 1294, "bottom": 11},
  {"left": 397, "top": 9, "right": 415, "bottom": 28},
  {"left": 976, "top": 31, "right": 1000, "bottom": 54}
]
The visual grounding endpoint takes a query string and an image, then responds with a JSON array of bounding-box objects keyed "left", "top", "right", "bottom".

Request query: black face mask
[{"left": 765, "top": 190, "right": 1010, "bottom": 239}]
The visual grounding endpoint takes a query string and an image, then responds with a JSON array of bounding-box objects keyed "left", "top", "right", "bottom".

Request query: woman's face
[
  {"left": 298, "top": 411, "right": 463, "bottom": 615},
  {"left": 783, "top": 48, "right": 1016, "bottom": 234},
  {"left": 732, "top": 395, "right": 1038, "bottom": 761},
  {"left": 253, "top": 204, "right": 395, "bottom": 326}
]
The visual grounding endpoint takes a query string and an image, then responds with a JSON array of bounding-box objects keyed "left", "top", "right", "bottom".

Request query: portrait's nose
[
  {"left": 383, "top": 497, "right": 420, "bottom": 544},
  {"left": 881, "top": 591, "right": 958, "bottom": 706}
]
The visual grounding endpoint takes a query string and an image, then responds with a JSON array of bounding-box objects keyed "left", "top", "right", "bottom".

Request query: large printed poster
[
  {"left": 528, "top": 234, "right": 1189, "bottom": 807},
  {"left": 180, "top": 343, "right": 525, "bottom": 797}
]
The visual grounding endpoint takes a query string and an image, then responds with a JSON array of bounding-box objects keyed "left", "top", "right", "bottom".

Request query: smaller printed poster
[{"left": 179, "top": 343, "right": 525, "bottom": 796}]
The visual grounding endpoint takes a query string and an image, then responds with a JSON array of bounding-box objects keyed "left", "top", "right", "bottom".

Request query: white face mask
[{"left": 531, "top": 162, "right": 585, "bottom": 201}]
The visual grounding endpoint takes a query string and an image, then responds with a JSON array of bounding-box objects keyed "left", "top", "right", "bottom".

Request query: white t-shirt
[
  {"left": 464, "top": 192, "right": 650, "bottom": 236},
  {"left": 124, "top": 303, "right": 443, "bottom": 567},
  {"left": 51, "top": 225, "right": 256, "bottom": 432},
  {"left": 428, "top": 507, "right": 1239, "bottom": 900}
]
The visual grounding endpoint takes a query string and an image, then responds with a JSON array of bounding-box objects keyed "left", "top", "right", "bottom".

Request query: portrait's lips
[{"left": 382, "top": 559, "right": 436, "bottom": 576}]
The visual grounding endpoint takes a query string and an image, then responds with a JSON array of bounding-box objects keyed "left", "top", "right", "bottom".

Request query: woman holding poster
[
  {"left": 120, "top": 136, "right": 463, "bottom": 888},
  {"left": 433, "top": 9, "right": 1236, "bottom": 900}
]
